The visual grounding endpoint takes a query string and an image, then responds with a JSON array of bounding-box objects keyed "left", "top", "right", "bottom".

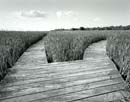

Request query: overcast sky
[{"left": 0, "top": 0, "right": 130, "bottom": 31}]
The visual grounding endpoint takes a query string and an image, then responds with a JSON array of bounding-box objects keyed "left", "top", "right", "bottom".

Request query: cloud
[
  {"left": 56, "top": 11, "right": 78, "bottom": 19},
  {"left": 56, "top": 11, "right": 62, "bottom": 19},
  {"left": 17, "top": 10, "right": 48, "bottom": 18},
  {"left": 93, "top": 17, "right": 101, "bottom": 22}
]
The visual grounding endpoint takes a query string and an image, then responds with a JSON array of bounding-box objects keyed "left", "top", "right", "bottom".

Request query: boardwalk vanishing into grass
[{"left": 0, "top": 40, "right": 129, "bottom": 102}]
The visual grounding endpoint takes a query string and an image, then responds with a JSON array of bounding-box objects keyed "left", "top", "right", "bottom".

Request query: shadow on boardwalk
[{"left": 0, "top": 40, "right": 130, "bottom": 102}]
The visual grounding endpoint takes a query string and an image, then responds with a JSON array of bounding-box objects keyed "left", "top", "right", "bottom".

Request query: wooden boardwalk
[{"left": 0, "top": 40, "right": 129, "bottom": 102}]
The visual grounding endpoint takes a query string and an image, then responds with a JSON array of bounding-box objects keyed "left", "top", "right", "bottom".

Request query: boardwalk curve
[{"left": 0, "top": 40, "right": 129, "bottom": 102}]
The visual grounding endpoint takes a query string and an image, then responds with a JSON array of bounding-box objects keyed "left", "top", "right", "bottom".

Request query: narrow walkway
[{"left": 0, "top": 40, "right": 129, "bottom": 102}]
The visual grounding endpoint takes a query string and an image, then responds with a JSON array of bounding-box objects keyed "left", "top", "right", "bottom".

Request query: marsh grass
[
  {"left": 0, "top": 31, "right": 46, "bottom": 80},
  {"left": 44, "top": 31, "right": 106, "bottom": 63},
  {"left": 106, "top": 30, "right": 130, "bottom": 90}
]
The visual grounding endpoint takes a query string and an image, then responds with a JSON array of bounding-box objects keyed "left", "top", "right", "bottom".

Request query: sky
[{"left": 0, "top": 0, "right": 130, "bottom": 31}]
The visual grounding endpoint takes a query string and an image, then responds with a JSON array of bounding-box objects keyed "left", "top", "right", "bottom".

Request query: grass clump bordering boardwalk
[
  {"left": 0, "top": 31, "right": 47, "bottom": 80},
  {"left": 106, "top": 30, "right": 130, "bottom": 91},
  {"left": 44, "top": 31, "right": 106, "bottom": 63}
]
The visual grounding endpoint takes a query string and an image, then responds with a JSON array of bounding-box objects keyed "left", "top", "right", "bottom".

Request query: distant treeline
[{"left": 54, "top": 25, "right": 130, "bottom": 31}]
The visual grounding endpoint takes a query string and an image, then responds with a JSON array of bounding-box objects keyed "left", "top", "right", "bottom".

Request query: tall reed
[
  {"left": 106, "top": 30, "right": 130, "bottom": 91},
  {"left": 0, "top": 31, "right": 46, "bottom": 80},
  {"left": 44, "top": 31, "right": 106, "bottom": 63}
]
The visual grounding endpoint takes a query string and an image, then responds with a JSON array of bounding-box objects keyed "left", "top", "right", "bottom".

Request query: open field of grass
[
  {"left": 44, "top": 30, "right": 130, "bottom": 63},
  {"left": 44, "top": 30, "right": 107, "bottom": 63},
  {"left": 1, "top": 30, "right": 130, "bottom": 90},
  {"left": 0, "top": 31, "right": 46, "bottom": 80},
  {"left": 106, "top": 30, "right": 130, "bottom": 91}
]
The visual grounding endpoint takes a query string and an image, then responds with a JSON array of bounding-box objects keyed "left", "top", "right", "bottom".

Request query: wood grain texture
[{"left": 0, "top": 40, "right": 129, "bottom": 102}]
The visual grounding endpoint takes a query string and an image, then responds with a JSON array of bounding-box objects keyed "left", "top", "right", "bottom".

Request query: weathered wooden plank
[
  {"left": 91, "top": 90, "right": 130, "bottom": 102},
  {"left": 73, "top": 91, "right": 126, "bottom": 102},
  {"left": 8, "top": 68, "right": 116, "bottom": 81},
  {"left": 0, "top": 68, "right": 117, "bottom": 87},
  {"left": 7, "top": 66, "right": 114, "bottom": 81},
  {"left": 16, "top": 62, "right": 111, "bottom": 72},
  {"left": 0, "top": 72, "right": 120, "bottom": 99},
  {"left": 30, "top": 83, "right": 125, "bottom": 102},
  {"left": 108, "top": 97, "right": 130, "bottom": 102},
  {"left": 14, "top": 60, "right": 110, "bottom": 72},
  {"left": 1, "top": 71, "right": 120, "bottom": 90},
  {"left": 0, "top": 77, "right": 124, "bottom": 102},
  {"left": 10, "top": 62, "right": 112, "bottom": 75},
  {"left": 15, "top": 57, "right": 109, "bottom": 69},
  {"left": 73, "top": 88, "right": 130, "bottom": 102}
]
